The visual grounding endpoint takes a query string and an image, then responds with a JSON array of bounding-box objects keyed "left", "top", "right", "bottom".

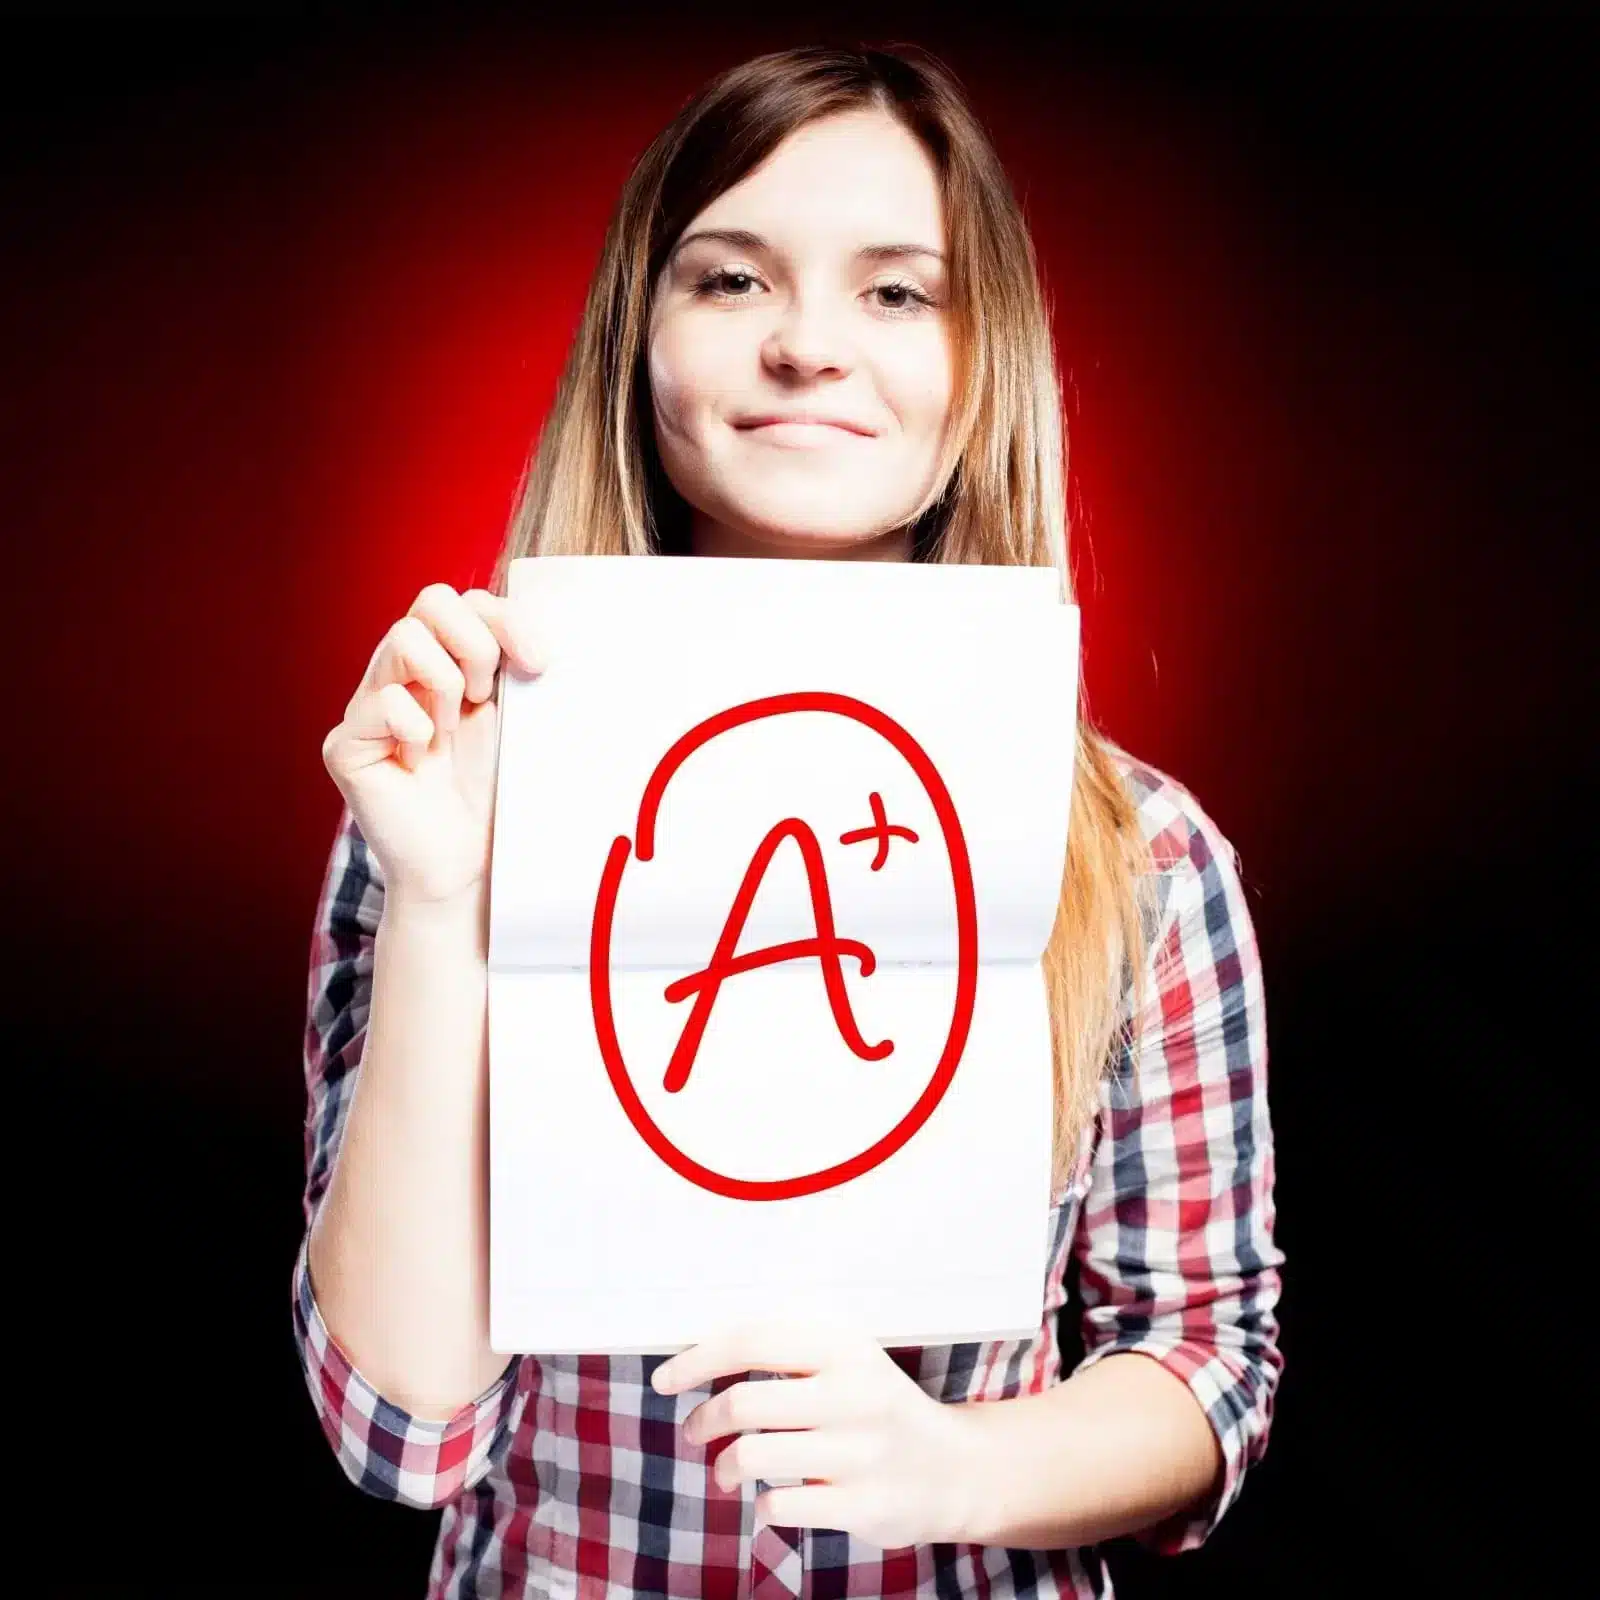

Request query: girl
[{"left": 298, "top": 43, "right": 1284, "bottom": 1600}]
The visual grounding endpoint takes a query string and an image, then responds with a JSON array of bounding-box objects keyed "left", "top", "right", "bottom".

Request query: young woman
[{"left": 298, "top": 43, "right": 1284, "bottom": 1600}]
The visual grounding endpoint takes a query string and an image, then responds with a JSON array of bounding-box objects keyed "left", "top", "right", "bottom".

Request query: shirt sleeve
[
  {"left": 290, "top": 804, "right": 524, "bottom": 1511},
  {"left": 1069, "top": 794, "right": 1285, "bottom": 1556}
]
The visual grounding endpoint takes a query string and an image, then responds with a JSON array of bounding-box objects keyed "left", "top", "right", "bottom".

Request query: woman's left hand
[{"left": 651, "top": 1317, "right": 977, "bottom": 1549}]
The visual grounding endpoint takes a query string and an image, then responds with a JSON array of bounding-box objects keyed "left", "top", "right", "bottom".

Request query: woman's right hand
[{"left": 321, "top": 583, "right": 546, "bottom": 910}]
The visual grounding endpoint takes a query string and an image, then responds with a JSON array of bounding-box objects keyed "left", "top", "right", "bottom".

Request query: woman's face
[{"left": 648, "top": 108, "right": 952, "bottom": 561}]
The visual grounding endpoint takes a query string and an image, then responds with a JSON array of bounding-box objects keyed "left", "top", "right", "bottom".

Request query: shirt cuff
[
  {"left": 290, "top": 1229, "right": 521, "bottom": 1509},
  {"left": 1072, "top": 1337, "right": 1257, "bottom": 1555}
]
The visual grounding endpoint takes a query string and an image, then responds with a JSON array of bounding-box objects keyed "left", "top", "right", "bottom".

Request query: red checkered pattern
[{"left": 291, "top": 751, "right": 1284, "bottom": 1596}]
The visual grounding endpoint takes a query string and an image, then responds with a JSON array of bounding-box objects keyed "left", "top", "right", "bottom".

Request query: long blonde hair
[{"left": 488, "top": 43, "right": 1159, "bottom": 1195}]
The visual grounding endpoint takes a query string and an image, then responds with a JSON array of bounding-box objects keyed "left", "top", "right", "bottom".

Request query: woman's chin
[
  {"left": 719, "top": 504, "right": 907, "bottom": 554},
  {"left": 741, "top": 526, "right": 903, "bottom": 560}
]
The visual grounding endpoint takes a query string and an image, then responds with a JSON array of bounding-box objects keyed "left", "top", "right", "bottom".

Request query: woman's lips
[{"left": 735, "top": 420, "right": 872, "bottom": 446}]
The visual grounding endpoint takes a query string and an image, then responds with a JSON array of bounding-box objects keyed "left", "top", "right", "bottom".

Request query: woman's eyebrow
[{"left": 670, "top": 228, "right": 945, "bottom": 265}]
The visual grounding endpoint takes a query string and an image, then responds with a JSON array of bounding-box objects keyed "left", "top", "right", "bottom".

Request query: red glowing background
[
  {"left": 11, "top": 20, "right": 1584, "bottom": 1594},
  {"left": 21, "top": 25, "right": 1577, "bottom": 1087}
]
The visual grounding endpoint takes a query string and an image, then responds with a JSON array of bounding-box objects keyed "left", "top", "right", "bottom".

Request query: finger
[
  {"left": 688, "top": 1374, "right": 826, "bottom": 1444},
  {"left": 654, "top": 1323, "right": 852, "bottom": 1393},
  {"left": 717, "top": 1425, "right": 849, "bottom": 1494},
  {"left": 404, "top": 583, "right": 506, "bottom": 705},
  {"left": 330, "top": 680, "right": 436, "bottom": 773},
  {"left": 461, "top": 586, "right": 547, "bottom": 677},
  {"left": 753, "top": 1481, "right": 852, "bottom": 1532},
  {"left": 364, "top": 614, "right": 470, "bottom": 737}
]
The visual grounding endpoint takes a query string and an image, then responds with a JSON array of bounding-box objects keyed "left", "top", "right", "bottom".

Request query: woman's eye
[
  {"left": 872, "top": 280, "right": 935, "bottom": 315},
  {"left": 695, "top": 268, "right": 761, "bottom": 299},
  {"left": 692, "top": 269, "right": 936, "bottom": 316}
]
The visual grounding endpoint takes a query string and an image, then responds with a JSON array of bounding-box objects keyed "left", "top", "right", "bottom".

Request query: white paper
[{"left": 487, "top": 555, "right": 1078, "bottom": 1355}]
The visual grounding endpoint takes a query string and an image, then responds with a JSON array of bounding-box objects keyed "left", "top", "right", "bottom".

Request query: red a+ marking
[{"left": 659, "top": 792, "right": 919, "bottom": 1093}]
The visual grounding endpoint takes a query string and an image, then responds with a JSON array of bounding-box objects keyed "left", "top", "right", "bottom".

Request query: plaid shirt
[{"left": 292, "top": 751, "right": 1284, "bottom": 1598}]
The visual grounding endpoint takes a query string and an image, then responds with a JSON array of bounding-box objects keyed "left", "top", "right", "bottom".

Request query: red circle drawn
[{"left": 588, "top": 691, "right": 978, "bottom": 1201}]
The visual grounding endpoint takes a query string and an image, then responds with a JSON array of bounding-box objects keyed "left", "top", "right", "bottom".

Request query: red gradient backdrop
[
  {"left": 23, "top": 23, "right": 1576, "bottom": 1103},
  {"left": 11, "top": 18, "right": 1585, "bottom": 1597}
]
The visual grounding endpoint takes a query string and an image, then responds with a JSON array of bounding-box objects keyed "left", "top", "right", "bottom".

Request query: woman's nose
[{"left": 761, "top": 293, "right": 854, "bottom": 378}]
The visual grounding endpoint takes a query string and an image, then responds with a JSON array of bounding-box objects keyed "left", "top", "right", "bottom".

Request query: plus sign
[{"left": 839, "top": 791, "right": 919, "bottom": 871}]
